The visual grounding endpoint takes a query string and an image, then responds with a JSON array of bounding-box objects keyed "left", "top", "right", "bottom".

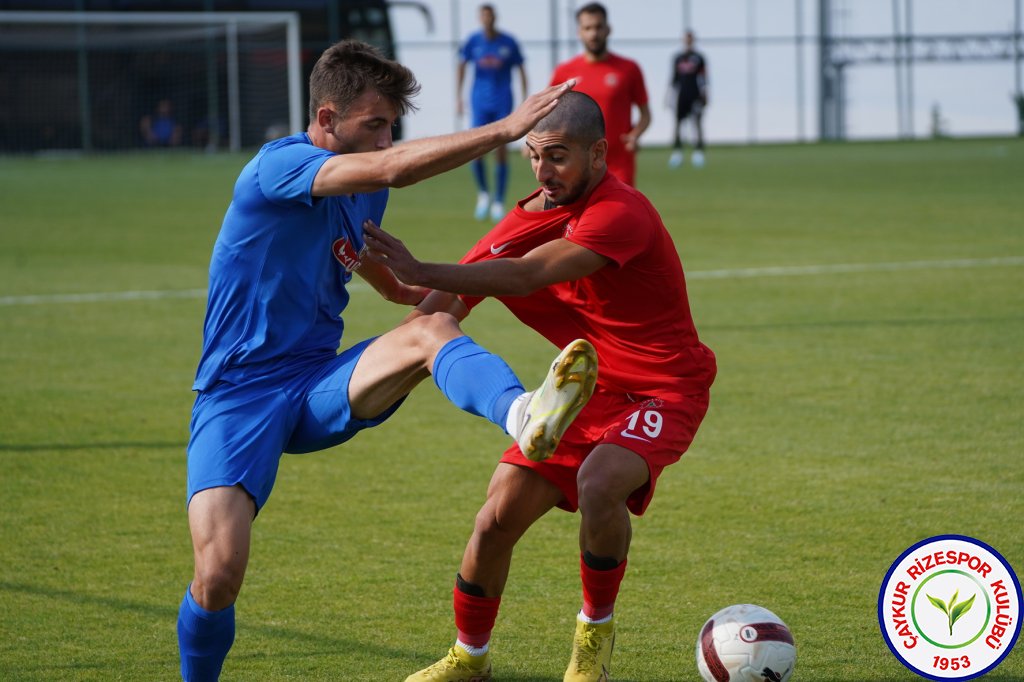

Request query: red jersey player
[
  {"left": 549, "top": 2, "right": 650, "bottom": 187},
  {"left": 365, "top": 91, "right": 715, "bottom": 682}
]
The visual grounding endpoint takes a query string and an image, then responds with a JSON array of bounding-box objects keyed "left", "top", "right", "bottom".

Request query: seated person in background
[{"left": 140, "top": 98, "right": 182, "bottom": 147}]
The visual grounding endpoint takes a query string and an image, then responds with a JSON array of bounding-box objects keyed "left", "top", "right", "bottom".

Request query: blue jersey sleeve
[{"left": 257, "top": 138, "right": 334, "bottom": 207}]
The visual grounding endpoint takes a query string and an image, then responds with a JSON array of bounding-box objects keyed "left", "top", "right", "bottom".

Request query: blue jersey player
[
  {"left": 457, "top": 4, "right": 527, "bottom": 221},
  {"left": 177, "top": 40, "right": 594, "bottom": 681}
]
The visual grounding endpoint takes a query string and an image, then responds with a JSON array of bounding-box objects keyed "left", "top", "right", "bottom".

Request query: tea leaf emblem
[{"left": 927, "top": 589, "right": 977, "bottom": 636}]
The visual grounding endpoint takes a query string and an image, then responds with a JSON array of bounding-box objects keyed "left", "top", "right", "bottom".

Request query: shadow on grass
[{"left": 0, "top": 580, "right": 421, "bottom": 666}]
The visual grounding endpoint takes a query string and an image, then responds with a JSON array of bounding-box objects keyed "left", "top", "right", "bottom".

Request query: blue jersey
[
  {"left": 193, "top": 133, "right": 388, "bottom": 391},
  {"left": 459, "top": 31, "right": 523, "bottom": 114}
]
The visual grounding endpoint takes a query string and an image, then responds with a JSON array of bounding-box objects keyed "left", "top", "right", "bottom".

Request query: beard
[
  {"left": 546, "top": 170, "right": 592, "bottom": 207},
  {"left": 585, "top": 38, "right": 608, "bottom": 57}
]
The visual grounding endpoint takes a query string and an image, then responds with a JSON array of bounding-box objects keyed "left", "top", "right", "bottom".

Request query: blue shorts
[{"left": 186, "top": 338, "right": 404, "bottom": 511}]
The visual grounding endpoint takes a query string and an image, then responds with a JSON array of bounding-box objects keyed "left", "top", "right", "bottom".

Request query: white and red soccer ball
[{"left": 696, "top": 604, "right": 797, "bottom": 682}]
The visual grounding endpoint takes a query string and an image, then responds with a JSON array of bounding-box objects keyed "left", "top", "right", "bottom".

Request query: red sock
[
  {"left": 580, "top": 553, "right": 627, "bottom": 621},
  {"left": 453, "top": 583, "right": 501, "bottom": 648}
]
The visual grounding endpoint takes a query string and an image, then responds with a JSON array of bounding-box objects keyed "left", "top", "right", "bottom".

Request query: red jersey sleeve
[{"left": 566, "top": 182, "right": 652, "bottom": 267}]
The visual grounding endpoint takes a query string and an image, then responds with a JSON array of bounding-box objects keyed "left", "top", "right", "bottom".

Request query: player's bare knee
[
  {"left": 417, "top": 311, "right": 461, "bottom": 337},
  {"left": 474, "top": 504, "right": 524, "bottom": 545},
  {"left": 193, "top": 563, "right": 245, "bottom": 610},
  {"left": 577, "top": 475, "right": 619, "bottom": 517},
  {"left": 407, "top": 312, "right": 463, "bottom": 355}
]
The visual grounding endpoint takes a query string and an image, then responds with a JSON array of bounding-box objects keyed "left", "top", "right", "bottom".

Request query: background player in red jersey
[
  {"left": 364, "top": 91, "right": 716, "bottom": 682},
  {"left": 669, "top": 30, "right": 709, "bottom": 169},
  {"left": 549, "top": 2, "right": 650, "bottom": 187}
]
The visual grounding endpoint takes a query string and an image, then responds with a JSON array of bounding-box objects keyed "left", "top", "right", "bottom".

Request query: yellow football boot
[
  {"left": 564, "top": 617, "right": 615, "bottom": 682},
  {"left": 404, "top": 646, "right": 492, "bottom": 682}
]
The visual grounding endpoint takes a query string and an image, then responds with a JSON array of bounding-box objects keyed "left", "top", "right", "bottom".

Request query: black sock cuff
[
  {"left": 583, "top": 551, "right": 621, "bottom": 571},
  {"left": 456, "top": 572, "right": 487, "bottom": 598}
]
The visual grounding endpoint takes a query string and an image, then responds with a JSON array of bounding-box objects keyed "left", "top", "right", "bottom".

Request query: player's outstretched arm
[
  {"left": 398, "top": 290, "right": 470, "bottom": 327},
  {"left": 362, "top": 220, "right": 608, "bottom": 297},
  {"left": 311, "top": 80, "right": 575, "bottom": 197},
  {"left": 354, "top": 254, "right": 430, "bottom": 305}
]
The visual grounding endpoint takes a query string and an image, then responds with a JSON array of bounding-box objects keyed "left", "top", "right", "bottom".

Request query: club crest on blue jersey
[{"left": 332, "top": 237, "right": 362, "bottom": 272}]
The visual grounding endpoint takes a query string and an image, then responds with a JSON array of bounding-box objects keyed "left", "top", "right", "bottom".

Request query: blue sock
[
  {"left": 495, "top": 162, "right": 509, "bottom": 204},
  {"left": 177, "top": 585, "right": 235, "bottom": 682},
  {"left": 471, "top": 158, "right": 488, "bottom": 194},
  {"left": 433, "top": 336, "right": 524, "bottom": 430}
]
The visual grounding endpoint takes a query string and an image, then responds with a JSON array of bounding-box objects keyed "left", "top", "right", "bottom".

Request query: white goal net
[{"left": 0, "top": 11, "right": 302, "bottom": 153}]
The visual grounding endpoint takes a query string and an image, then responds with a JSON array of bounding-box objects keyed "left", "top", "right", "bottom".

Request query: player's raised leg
[
  {"left": 348, "top": 315, "right": 596, "bottom": 459},
  {"left": 510, "top": 339, "right": 597, "bottom": 462}
]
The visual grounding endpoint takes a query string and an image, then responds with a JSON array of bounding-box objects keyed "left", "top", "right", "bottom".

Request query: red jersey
[
  {"left": 550, "top": 53, "right": 649, "bottom": 186},
  {"left": 459, "top": 173, "right": 716, "bottom": 398}
]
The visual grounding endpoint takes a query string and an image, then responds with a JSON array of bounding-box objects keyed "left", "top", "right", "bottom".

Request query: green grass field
[{"left": 1, "top": 138, "right": 1021, "bottom": 681}]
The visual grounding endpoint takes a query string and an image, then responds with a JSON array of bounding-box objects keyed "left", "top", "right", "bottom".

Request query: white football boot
[{"left": 512, "top": 339, "right": 597, "bottom": 462}]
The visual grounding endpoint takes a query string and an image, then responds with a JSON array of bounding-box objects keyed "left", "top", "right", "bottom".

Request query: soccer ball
[{"left": 695, "top": 604, "right": 797, "bottom": 682}]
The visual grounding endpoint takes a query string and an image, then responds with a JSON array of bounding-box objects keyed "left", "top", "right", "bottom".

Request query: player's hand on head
[{"left": 504, "top": 79, "right": 575, "bottom": 140}]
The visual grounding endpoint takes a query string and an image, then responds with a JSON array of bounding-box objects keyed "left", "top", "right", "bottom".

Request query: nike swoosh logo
[
  {"left": 619, "top": 431, "right": 652, "bottom": 443},
  {"left": 490, "top": 241, "right": 512, "bottom": 255}
]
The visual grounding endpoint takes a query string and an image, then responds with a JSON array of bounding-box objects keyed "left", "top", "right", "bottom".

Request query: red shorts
[{"left": 501, "top": 386, "right": 710, "bottom": 515}]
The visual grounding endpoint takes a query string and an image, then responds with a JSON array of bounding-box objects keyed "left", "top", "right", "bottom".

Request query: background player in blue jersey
[
  {"left": 176, "top": 40, "right": 594, "bottom": 682},
  {"left": 457, "top": 3, "right": 527, "bottom": 221}
]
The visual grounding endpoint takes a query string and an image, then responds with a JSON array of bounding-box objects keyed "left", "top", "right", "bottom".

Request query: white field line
[
  {"left": 1, "top": 257, "right": 1021, "bottom": 307},
  {"left": 0, "top": 282, "right": 367, "bottom": 306},
  {"left": 686, "top": 256, "right": 1024, "bottom": 280},
  {"left": 0, "top": 288, "right": 210, "bottom": 306}
]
